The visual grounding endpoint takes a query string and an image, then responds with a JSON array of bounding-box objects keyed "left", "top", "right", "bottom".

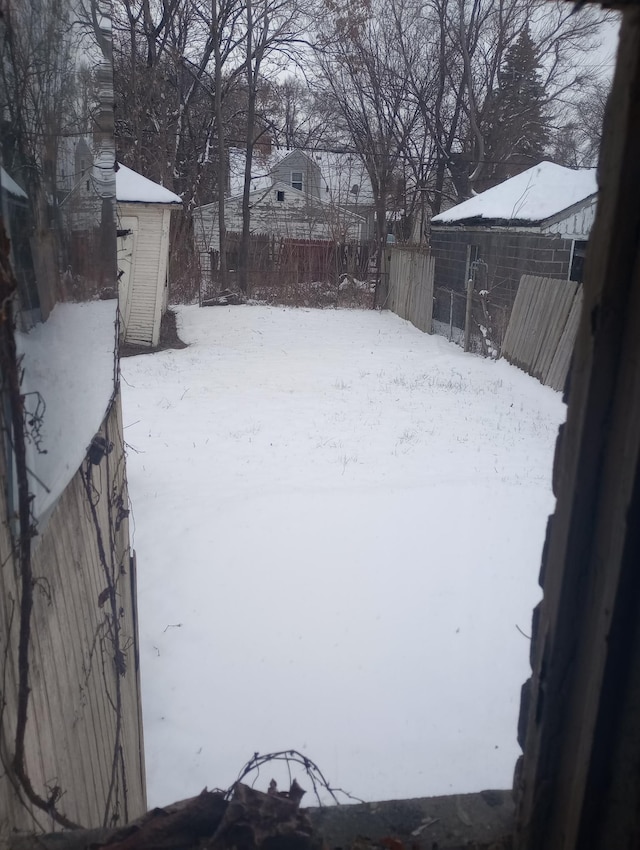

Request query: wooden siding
[
  {"left": 515, "top": 12, "right": 640, "bottom": 847},
  {"left": 386, "top": 247, "right": 435, "bottom": 334},
  {"left": 118, "top": 203, "right": 169, "bottom": 347},
  {"left": 0, "top": 395, "right": 146, "bottom": 834},
  {"left": 270, "top": 151, "right": 323, "bottom": 199},
  {"left": 117, "top": 215, "right": 138, "bottom": 340},
  {"left": 271, "top": 151, "right": 376, "bottom": 239},
  {"left": 541, "top": 197, "right": 597, "bottom": 240},
  {"left": 501, "top": 274, "right": 582, "bottom": 391},
  {"left": 152, "top": 209, "right": 171, "bottom": 347}
]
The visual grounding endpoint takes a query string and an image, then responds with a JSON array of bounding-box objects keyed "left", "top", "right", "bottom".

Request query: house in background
[
  {"left": 194, "top": 148, "right": 370, "bottom": 257},
  {"left": 228, "top": 146, "right": 377, "bottom": 236},
  {"left": 429, "top": 161, "right": 597, "bottom": 327},
  {"left": 116, "top": 163, "right": 182, "bottom": 347},
  {"left": 193, "top": 148, "right": 371, "bottom": 290},
  {"left": 194, "top": 181, "right": 366, "bottom": 256}
]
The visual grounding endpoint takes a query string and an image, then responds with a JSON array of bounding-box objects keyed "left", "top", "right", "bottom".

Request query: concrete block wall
[{"left": 430, "top": 228, "right": 573, "bottom": 324}]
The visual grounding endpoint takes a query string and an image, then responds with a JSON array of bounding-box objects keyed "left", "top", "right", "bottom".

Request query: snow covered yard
[{"left": 121, "top": 305, "right": 565, "bottom": 808}]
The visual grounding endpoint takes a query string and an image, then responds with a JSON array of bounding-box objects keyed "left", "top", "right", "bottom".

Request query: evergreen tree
[{"left": 478, "top": 26, "right": 550, "bottom": 191}]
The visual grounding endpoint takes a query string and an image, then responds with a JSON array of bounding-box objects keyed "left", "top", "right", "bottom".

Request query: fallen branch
[
  {"left": 4, "top": 790, "right": 225, "bottom": 850},
  {"left": 4, "top": 781, "right": 322, "bottom": 850}
]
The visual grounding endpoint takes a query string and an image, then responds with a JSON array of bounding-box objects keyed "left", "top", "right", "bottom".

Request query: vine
[
  {"left": 0, "top": 222, "right": 80, "bottom": 829},
  {"left": 0, "top": 221, "right": 134, "bottom": 828},
  {"left": 82, "top": 418, "right": 131, "bottom": 828}
]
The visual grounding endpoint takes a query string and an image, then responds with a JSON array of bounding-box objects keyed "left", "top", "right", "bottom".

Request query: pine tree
[{"left": 479, "top": 27, "right": 550, "bottom": 191}]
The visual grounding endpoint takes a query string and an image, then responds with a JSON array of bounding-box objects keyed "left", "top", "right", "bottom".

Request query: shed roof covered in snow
[
  {"left": 1, "top": 167, "right": 28, "bottom": 199},
  {"left": 115, "top": 163, "right": 182, "bottom": 205},
  {"left": 431, "top": 162, "right": 597, "bottom": 226}
]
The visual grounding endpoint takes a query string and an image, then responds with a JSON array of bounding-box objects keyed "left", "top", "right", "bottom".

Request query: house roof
[
  {"left": 228, "top": 147, "right": 375, "bottom": 206},
  {"left": 199, "top": 180, "right": 366, "bottom": 222},
  {"left": 116, "top": 163, "right": 182, "bottom": 205},
  {"left": 1, "top": 167, "right": 28, "bottom": 199},
  {"left": 431, "top": 161, "right": 597, "bottom": 226}
]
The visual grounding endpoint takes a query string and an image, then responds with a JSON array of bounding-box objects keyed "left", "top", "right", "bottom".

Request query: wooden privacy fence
[
  {"left": 387, "top": 246, "right": 435, "bottom": 333},
  {"left": 201, "top": 232, "right": 374, "bottom": 303},
  {"left": 502, "top": 274, "right": 583, "bottom": 391}
]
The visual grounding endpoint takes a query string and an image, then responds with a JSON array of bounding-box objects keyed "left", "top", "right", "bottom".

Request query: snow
[
  {"left": 1, "top": 167, "right": 27, "bottom": 199},
  {"left": 318, "top": 152, "right": 374, "bottom": 204},
  {"left": 431, "top": 161, "right": 597, "bottom": 225},
  {"left": 16, "top": 300, "right": 117, "bottom": 518},
  {"left": 229, "top": 147, "right": 274, "bottom": 194},
  {"left": 116, "top": 163, "right": 182, "bottom": 205},
  {"left": 121, "top": 306, "right": 565, "bottom": 807}
]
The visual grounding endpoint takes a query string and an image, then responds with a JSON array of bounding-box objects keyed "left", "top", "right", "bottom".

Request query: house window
[
  {"left": 291, "top": 171, "right": 303, "bottom": 191},
  {"left": 276, "top": 190, "right": 285, "bottom": 202}
]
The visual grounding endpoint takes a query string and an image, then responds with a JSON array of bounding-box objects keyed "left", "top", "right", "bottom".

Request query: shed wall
[
  {"left": 118, "top": 203, "right": 168, "bottom": 347},
  {"left": 430, "top": 228, "right": 573, "bottom": 326}
]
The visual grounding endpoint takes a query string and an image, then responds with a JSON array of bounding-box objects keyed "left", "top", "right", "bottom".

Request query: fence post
[
  {"left": 464, "top": 277, "right": 473, "bottom": 352},
  {"left": 381, "top": 248, "right": 391, "bottom": 309},
  {"left": 449, "top": 290, "right": 454, "bottom": 341}
]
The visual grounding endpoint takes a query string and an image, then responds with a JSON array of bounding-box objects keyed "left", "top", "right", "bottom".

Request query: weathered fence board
[
  {"left": 387, "top": 247, "right": 434, "bottom": 334},
  {"left": 502, "top": 274, "right": 582, "bottom": 391},
  {"left": 536, "top": 280, "right": 578, "bottom": 380},
  {"left": 199, "top": 233, "right": 374, "bottom": 304},
  {"left": 546, "top": 287, "right": 583, "bottom": 392}
]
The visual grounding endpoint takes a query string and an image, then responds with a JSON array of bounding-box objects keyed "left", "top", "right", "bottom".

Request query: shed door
[{"left": 117, "top": 216, "right": 138, "bottom": 340}]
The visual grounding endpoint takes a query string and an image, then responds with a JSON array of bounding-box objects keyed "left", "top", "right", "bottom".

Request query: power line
[{"left": 115, "top": 133, "right": 598, "bottom": 170}]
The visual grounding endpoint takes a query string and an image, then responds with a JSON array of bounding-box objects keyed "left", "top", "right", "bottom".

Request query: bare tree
[
  {"left": 207, "top": 0, "right": 247, "bottom": 288},
  {"left": 110, "top": 0, "right": 612, "bottom": 301},
  {"left": 439, "top": 0, "right": 607, "bottom": 197},
  {"left": 237, "top": 0, "right": 309, "bottom": 295},
  {"left": 315, "top": 0, "right": 421, "bottom": 304},
  {"left": 259, "top": 77, "right": 333, "bottom": 149},
  {"left": 548, "top": 75, "right": 611, "bottom": 168},
  {"left": 113, "top": 0, "right": 249, "bottom": 297}
]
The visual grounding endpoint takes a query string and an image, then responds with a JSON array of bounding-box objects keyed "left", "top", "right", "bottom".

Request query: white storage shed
[{"left": 116, "top": 164, "right": 182, "bottom": 347}]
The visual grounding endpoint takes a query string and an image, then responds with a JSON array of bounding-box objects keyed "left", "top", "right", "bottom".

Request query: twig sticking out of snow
[{"left": 229, "top": 751, "right": 365, "bottom": 807}]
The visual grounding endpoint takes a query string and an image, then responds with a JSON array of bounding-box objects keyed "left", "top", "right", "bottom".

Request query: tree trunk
[
  {"left": 212, "top": 0, "right": 227, "bottom": 291},
  {"left": 373, "top": 188, "right": 388, "bottom": 309},
  {"left": 238, "top": 0, "right": 255, "bottom": 296}
]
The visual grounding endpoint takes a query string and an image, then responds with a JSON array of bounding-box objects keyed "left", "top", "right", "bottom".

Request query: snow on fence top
[
  {"left": 432, "top": 161, "right": 597, "bottom": 226},
  {"left": 115, "top": 163, "right": 182, "bottom": 205}
]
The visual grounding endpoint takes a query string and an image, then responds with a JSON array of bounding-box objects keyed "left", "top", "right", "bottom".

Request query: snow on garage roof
[
  {"left": 116, "top": 163, "right": 182, "bottom": 205},
  {"left": 431, "top": 161, "right": 597, "bottom": 225}
]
